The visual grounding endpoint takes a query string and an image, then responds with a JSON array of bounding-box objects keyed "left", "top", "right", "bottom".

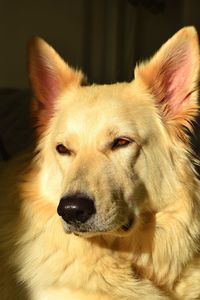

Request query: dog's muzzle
[{"left": 57, "top": 193, "right": 134, "bottom": 235}]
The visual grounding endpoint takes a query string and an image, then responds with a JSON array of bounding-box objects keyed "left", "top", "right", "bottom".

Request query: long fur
[{"left": 0, "top": 27, "right": 200, "bottom": 300}]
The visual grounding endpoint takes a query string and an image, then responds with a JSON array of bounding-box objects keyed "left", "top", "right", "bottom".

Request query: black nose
[{"left": 57, "top": 193, "right": 96, "bottom": 224}]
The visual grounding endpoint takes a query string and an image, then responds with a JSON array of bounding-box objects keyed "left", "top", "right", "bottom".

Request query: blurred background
[
  {"left": 1, "top": 0, "right": 200, "bottom": 160},
  {"left": 1, "top": 0, "right": 200, "bottom": 87}
]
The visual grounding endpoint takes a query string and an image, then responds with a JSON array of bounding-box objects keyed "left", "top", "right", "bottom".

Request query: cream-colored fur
[{"left": 0, "top": 27, "right": 200, "bottom": 299}]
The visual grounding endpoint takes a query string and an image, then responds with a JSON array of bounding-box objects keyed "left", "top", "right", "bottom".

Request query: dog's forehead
[
  {"left": 57, "top": 84, "right": 125, "bottom": 125},
  {"left": 55, "top": 82, "right": 156, "bottom": 140},
  {"left": 60, "top": 82, "right": 149, "bottom": 115}
]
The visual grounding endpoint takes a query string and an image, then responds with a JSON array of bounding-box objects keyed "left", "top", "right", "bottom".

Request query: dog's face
[
  {"left": 44, "top": 84, "right": 156, "bottom": 235},
  {"left": 28, "top": 27, "right": 199, "bottom": 236}
]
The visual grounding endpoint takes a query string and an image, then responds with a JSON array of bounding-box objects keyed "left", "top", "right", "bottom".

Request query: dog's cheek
[
  {"left": 117, "top": 148, "right": 142, "bottom": 192},
  {"left": 38, "top": 153, "right": 65, "bottom": 204}
]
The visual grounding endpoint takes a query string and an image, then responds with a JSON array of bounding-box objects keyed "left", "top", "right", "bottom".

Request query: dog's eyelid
[{"left": 111, "top": 137, "right": 134, "bottom": 150}]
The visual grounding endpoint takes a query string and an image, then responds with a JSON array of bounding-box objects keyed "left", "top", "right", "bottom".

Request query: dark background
[
  {"left": 1, "top": 0, "right": 200, "bottom": 160},
  {"left": 1, "top": 0, "right": 200, "bottom": 86}
]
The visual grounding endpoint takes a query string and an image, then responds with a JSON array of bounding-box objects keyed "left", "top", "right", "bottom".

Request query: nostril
[{"left": 57, "top": 194, "right": 96, "bottom": 224}]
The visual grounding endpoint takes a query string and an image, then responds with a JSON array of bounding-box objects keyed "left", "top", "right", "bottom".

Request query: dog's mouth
[
  {"left": 120, "top": 217, "right": 134, "bottom": 232},
  {"left": 60, "top": 215, "right": 134, "bottom": 236}
]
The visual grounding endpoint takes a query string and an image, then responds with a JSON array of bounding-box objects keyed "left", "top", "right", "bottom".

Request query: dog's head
[{"left": 28, "top": 27, "right": 199, "bottom": 236}]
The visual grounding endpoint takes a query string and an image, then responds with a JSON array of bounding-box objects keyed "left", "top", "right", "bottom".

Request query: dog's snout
[{"left": 57, "top": 194, "right": 96, "bottom": 224}]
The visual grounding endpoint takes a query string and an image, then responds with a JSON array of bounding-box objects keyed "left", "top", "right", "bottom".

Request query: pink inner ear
[
  {"left": 31, "top": 55, "right": 63, "bottom": 135},
  {"left": 35, "top": 60, "right": 60, "bottom": 106},
  {"left": 155, "top": 48, "right": 192, "bottom": 118}
]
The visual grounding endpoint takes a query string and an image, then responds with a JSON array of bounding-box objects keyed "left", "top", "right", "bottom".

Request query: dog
[{"left": 0, "top": 27, "right": 200, "bottom": 300}]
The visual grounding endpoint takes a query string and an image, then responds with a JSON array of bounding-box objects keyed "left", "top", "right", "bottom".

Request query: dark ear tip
[{"left": 28, "top": 36, "right": 41, "bottom": 48}]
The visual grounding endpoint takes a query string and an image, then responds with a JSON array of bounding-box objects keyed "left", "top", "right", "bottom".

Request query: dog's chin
[{"left": 61, "top": 216, "right": 134, "bottom": 238}]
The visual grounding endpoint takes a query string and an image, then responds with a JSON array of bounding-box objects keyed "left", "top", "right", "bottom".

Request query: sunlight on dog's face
[
  {"left": 30, "top": 28, "right": 199, "bottom": 237},
  {"left": 39, "top": 83, "right": 160, "bottom": 236}
]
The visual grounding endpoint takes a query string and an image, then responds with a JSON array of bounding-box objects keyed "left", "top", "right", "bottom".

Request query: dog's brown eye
[
  {"left": 111, "top": 138, "right": 132, "bottom": 150},
  {"left": 56, "top": 144, "right": 71, "bottom": 155}
]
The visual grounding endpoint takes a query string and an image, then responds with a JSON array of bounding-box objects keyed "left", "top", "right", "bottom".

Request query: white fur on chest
[{"left": 14, "top": 217, "right": 119, "bottom": 297}]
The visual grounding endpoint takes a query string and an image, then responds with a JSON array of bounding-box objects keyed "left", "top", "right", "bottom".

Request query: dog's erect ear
[
  {"left": 135, "top": 27, "right": 200, "bottom": 141},
  {"left": 28, "top": 37, "right": 83, "bottom": 135}
]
